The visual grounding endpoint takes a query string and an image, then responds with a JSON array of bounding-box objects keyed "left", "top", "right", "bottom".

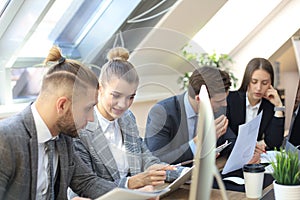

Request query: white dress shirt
[
  {"left": 94, "top": 107, "right": 129, "bottom": 178},
  {"left": 245, "top": 93, "right": 261, "bottom": 123},
  {"left": 31, "top": 103, "right": 58, "bottom": 200}
]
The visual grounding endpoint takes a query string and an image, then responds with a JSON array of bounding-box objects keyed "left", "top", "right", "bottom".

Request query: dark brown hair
[
  {"left": 238, "top": 57, "right": 274, "bottom": 92},
  {"left": 188, "top": 66, "right": 231, "bottom": 98}
]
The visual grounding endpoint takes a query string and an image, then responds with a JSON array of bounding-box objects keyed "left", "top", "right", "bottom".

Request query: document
[
  {"left": 95, "top": 187, "right": 170, "bottom": 200},
  {"left": 222, "top": 112, "right": 263, "bottom": 174},
  {"left": 260, "top": 150, "right": 280, "bottom": 164},
  {"left": 166, "top": 166, "right": 193, "bottom": 190},
  {"left": 95, "top": 167, "right": 193, "bottom": 200}
]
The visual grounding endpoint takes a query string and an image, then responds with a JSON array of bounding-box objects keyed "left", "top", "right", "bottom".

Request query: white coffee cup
[{"left": 243, "top": 164, "right": 265, "bottom": 198}]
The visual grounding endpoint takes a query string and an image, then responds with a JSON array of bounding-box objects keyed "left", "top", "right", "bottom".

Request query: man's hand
[
  {"left": 215, "top": 115, "right": 228, "bottom": 139},
  {"left": 128, "top": 164, "right": 176, "bottom": 189},
  {"left": 71, "top": 197, "right": 91, "bottom": 200},
  {"left": 193, "top": 115, "right": 228, "bottom": 144}
]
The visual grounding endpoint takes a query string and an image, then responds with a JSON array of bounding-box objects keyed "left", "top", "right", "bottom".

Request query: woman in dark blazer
[{"left": 227, "top": 58, "right": 285, "bottom": 152}]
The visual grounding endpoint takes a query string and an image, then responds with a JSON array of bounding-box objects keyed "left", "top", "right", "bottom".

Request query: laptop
[{"left": 155, "top": 166, "right": 193, "bottom": 198}]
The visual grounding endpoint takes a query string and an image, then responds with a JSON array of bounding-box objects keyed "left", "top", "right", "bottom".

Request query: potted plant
[
  {"left": 179, "top": 46, "right": 238, "bottom": 90},
  {"left": 271, "top": 148, "right": 300, "bottom": 200}
]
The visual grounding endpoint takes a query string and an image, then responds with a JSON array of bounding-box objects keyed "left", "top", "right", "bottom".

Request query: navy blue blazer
[
  {"left": 145, "top": 92, "right": 236, "bottom": 165},
  {"left": 226, "top": 91, "right": 284, "bottom": 149}
]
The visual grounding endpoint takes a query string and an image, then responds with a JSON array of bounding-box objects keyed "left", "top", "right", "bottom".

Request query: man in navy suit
[{"left": 145, "top": 66, "right": 235, "bottom": 165}]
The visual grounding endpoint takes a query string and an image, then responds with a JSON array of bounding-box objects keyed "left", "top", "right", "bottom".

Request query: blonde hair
[
  {"left": 99, "top": 47, "right": 139, "bottom": 87},
  {"left": 107, "top": 47, "right": 129, "bottom": 61}
]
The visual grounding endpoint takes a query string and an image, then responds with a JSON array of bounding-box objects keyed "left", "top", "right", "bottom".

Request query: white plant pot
[{"left": 273, "top": 180, "right": 300, "bottom": 200}]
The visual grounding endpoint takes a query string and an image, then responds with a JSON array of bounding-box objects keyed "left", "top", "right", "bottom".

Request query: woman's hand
[
  {"left": 71, "top": 197, "right": 91, "bottom": 200},
  {"left": 128, "top": 164, "right": 176, "bottom": 189},
  {"left": 263, "top": 85, "right": 283, "bottom": 107},
  {"left": 247, "top": 151, "right": 261, "bottom": 164},
  {"left": 255, "top": 140, "right": 267, "bottom": 154},
  {"left": 138, "top": 185, "right": 160, "bottom": 200}
]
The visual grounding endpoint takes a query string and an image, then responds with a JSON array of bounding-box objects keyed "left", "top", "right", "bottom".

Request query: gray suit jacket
[
  {"left": 0, "top": 105, "right": 117, "bottom": 200},
  {"left": 74, "top": 110, "right": 182, "bottom": 189}
]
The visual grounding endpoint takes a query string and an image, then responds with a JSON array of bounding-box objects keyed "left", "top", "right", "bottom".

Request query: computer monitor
[
  {"left": 189, "top": 85, "right": 216, "bottom": 200},
  {"left": 285, "top": 79, "right": 300, "bottom": 158},
  {"left": 285, "top": 37, "right": 300, "bottom": 157}
]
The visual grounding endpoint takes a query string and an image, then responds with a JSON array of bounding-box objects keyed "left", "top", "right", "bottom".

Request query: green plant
[
  {"left": 177, "top": 71, "right": 192, "bottom": 91},
  {"left": 271, "top": 148, "right": 300, "bottom": 185},
  {"left": 179, "top": 46, "right": 238, "bottom": 90}
]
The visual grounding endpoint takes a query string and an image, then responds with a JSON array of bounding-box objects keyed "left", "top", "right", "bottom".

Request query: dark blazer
[
  {"left": 0, "top": 105, "right": 117, "bottom": 200},
  {"left": 145, "top": 93, "right": 236, "bottom": 165},
  {"left": 226, "top": 91, "right": 284, "bottom": 149}
]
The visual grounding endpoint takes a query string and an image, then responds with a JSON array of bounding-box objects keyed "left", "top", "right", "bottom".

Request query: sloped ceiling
[
  {"left": 1, "top": 0, "right": 299, "bottom": 101},
  {"left": 84, "top": 0, "right": 228, "bottom": 72},
  {"left": 1, "top": 0, "right": 299, "bottom": 74}
]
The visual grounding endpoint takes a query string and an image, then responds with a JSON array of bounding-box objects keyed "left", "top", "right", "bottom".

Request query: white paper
[
  {"left": 95, "top": 187, "right": 170, "bottom": 200},
  {"left": 222, "top": 112, "right": 263, "bottom": 174},
  {"left": 264, "top": 164, "right": 274, "bottom": 174},
  {"left": 260, "top": 150, "right": 280, "bottom": 163}
]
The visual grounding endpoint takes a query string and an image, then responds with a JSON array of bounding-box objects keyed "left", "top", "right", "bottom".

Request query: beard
[{"left": 56, "top": 109, "right": 78, "bottom": 138}]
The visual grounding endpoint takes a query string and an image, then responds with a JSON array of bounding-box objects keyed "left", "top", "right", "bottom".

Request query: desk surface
[
  {"left": 162, "top": 183, "right": 273, "bottom": 200},
  {"left": 161, "top": 156, "right": 274, "bottom": 200}
]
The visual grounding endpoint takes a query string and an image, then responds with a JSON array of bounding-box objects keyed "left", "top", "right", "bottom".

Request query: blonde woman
[{"left": 73, "top": 47, "right": 183, "bottom": 194}]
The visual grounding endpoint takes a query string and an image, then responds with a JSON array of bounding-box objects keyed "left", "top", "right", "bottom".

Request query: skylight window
[
  {"left": 192, "top": 0, "right": 282, "bottom": 54},
  {"left": 18, "top": 0, "right": 73, "bottom": 57},
  {"left": 0, "top": 0, "right": 10, "bottom": 18}
]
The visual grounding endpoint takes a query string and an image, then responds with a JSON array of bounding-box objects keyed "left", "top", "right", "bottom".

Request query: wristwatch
[{"left": 274, "top": 106, "right": 285, "bottom": 112}]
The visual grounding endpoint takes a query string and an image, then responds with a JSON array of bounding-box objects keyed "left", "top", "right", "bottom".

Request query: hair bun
[{"left": 107, "top": 47, "right": 129, "bottom": 61}]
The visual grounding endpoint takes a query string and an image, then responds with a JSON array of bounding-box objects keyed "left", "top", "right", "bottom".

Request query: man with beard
[
  {"left": 0, "top": 46, "right": 118, "bottom": 200},
  {"left": 145, "top": 66, "right": 235, "bottom": 166}
]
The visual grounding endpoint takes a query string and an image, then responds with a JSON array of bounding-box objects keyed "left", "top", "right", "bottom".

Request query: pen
[
  {"left": 159, "top": 159, "right": 195, "bottom": 170},
  {"left": 173, "top": 159, "right": 195, "bottom": 167}
]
